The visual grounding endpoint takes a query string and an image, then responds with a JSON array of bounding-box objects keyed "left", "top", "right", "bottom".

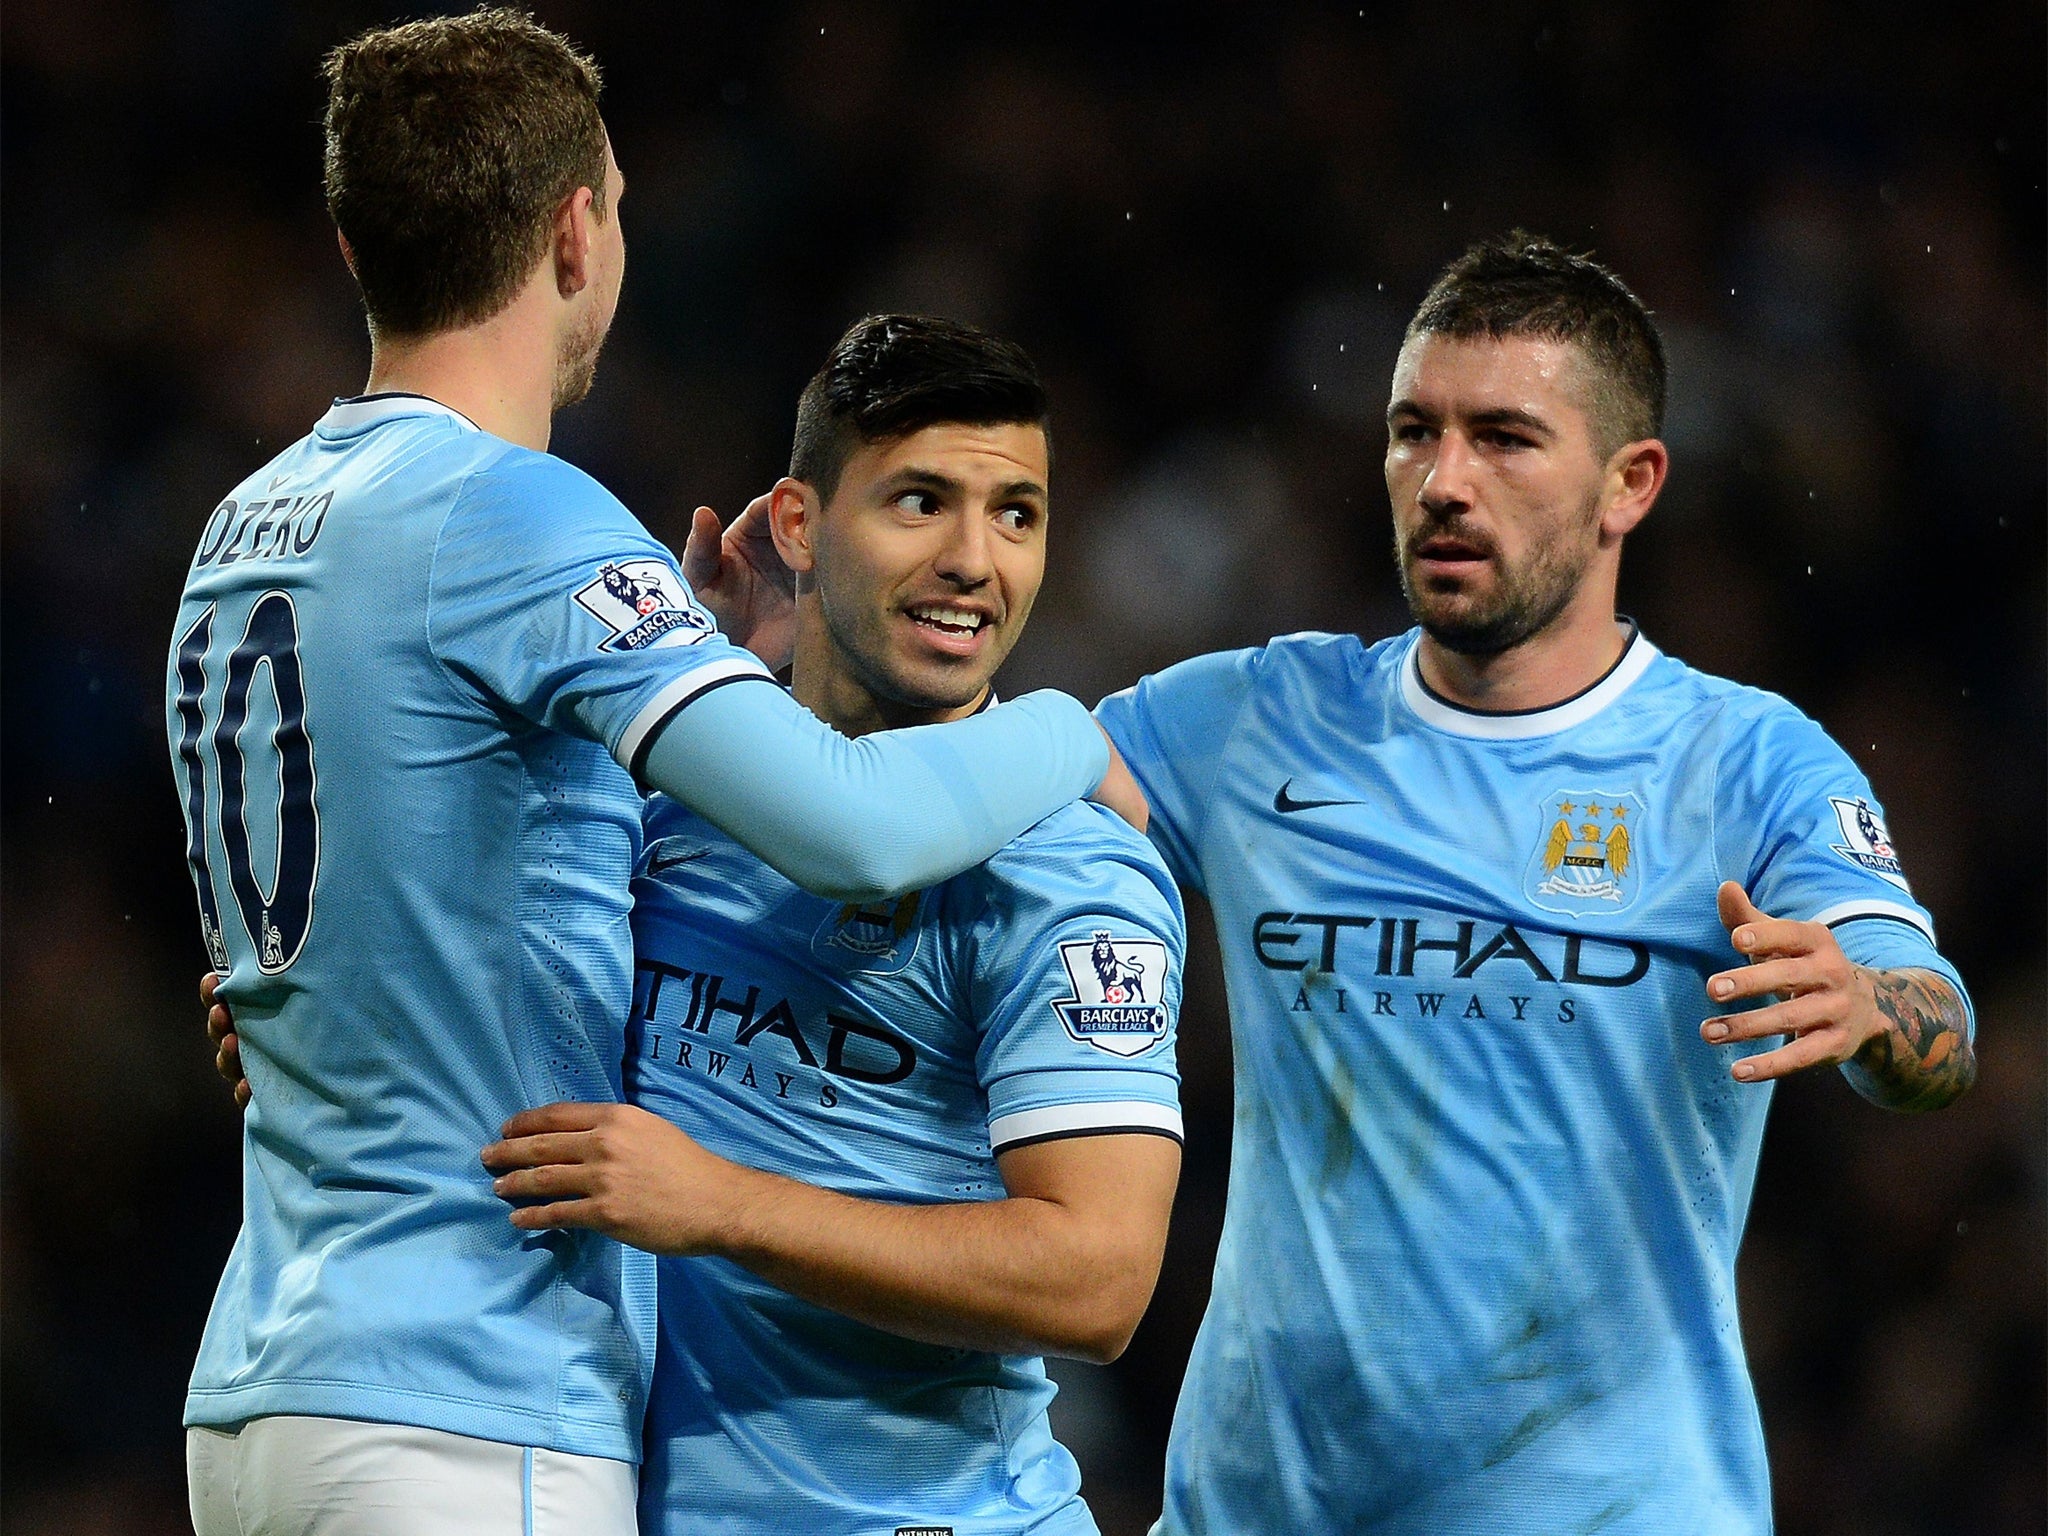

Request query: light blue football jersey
[
  {"left": 625, "top": 791, "right": 1187, "bottom": 1536},
  {"left": 1097, "top": 625, "right": 1967, "bottom": 1535},
  {"left": 168, "top": 394, "right": 773, "bottom": 1458}
]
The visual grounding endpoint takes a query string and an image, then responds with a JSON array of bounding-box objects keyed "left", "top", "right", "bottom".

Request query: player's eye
[
  {"left": 892, "top": 490, "right": 942, "bottom": 516},
  {"left": 994, "top": 504, "right": 1039, "bottom": 533},
  {"left": 1482, "top": 429, "right": 1534, "bottom": 450},
  {"left": 1391, "top": 421, "right": 1433, "bottom": 443}
]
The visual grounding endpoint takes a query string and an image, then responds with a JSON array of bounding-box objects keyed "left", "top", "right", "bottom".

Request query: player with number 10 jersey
[{"left": 167, "top": 17, "right": 1116, "bottom": 1515}]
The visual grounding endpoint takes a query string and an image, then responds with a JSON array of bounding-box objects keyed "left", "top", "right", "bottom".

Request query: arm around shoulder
[{"left": 639, "top": 683, "right": 1110, "bottom": 904}]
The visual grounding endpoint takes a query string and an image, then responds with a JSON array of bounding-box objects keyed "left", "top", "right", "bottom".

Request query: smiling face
[
  {"left": 1384, "top": 331, "right": 1623, "bottom": 656},
  {"left": 775, "top": 420, "right": 1050, "bottom": 731}
]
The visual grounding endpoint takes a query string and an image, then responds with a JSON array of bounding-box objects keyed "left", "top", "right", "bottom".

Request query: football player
[
  {"left": 484, "top": 313, "right": 1184, "bottom": 1536},
  {"left": 172, "top": 15, "right": 1133, "bottom": 1536},
  {"left": 1097, "top": 231, "right": 1976, "bottom": 1533}
]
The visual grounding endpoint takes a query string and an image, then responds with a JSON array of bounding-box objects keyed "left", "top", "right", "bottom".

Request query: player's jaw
[
  {"left": 814, "top": 584, "right": 1014, "bottom": 721},
  {"left": 552, "top": 303, "right": 608, "bottom": 410},
  {"left": 1395, "top": 501, "right": 1599, "bottom": 657}
]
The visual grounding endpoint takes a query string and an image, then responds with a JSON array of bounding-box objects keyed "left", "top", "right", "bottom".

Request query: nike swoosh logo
[
  {"left": 648, "top": 848, "right": 710, "bottom": 873},
  {"left": 1274, "top": 779, "right": 1366, "bottom": 814}
]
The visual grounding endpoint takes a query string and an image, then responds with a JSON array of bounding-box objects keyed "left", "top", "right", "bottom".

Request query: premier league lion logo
[
  {"left": 574, "top": 558, "right": 713, "bottom": 651},
  {"left": 1828, "top": 795, "right": 1909, "bottom": 888},
  {"left": 1090, "top": 932, "right": 1148, "bottom": 1004},
  {"left": 1053, "top": 930, "right": 1170, "bottom": 1056},
  {"left": 600, "top": 562, "right": 670, "bottom": 617}
]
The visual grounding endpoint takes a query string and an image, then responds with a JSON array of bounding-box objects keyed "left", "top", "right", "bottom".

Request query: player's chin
[
  {"left": 884, "top": 656, "right": 999, "bottom": 714},
  {"left": 1406, "top": 584, "right": 1488, "bottom": 629}
]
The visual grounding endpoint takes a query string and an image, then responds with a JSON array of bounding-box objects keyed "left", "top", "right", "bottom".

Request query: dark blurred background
[{"left": 3, "top": 3, "right": 2042, "bottom": 1532}]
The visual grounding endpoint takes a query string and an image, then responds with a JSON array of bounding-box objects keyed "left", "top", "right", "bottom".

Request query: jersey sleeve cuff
[
  {"left": 616, "top": 654, "right": 776, "bottom": 778},
  {"left": 1809, "top": 897, "right": 1936, "bottom": 944},
  {"left": 988, "top": 1100, "right": 1184, "bottom": 1154}
]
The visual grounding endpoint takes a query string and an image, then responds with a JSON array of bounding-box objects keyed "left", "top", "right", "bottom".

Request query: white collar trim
[
  {"left": 317, "top": 393, "right": 481, "bottom": 435},
  {"left": 1399, "top": 627, "right": 1659, "bottom": 740}
]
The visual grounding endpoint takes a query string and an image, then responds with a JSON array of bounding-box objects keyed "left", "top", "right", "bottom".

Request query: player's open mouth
[
  {"left": 1413, "top": 535, "right": 1493, "bottom": 574},
  {"left": 907, "top": 604, "right": 990, "bottom": 635},
  {"left": 904, "top": 603, "right": 995, "bottom": 653}
]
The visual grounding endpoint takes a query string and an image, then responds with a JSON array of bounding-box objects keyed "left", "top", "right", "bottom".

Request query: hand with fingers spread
[
  {"left": 680, "top": 491, "right": 797, "bottom": 671},
  {"left": 202, "top": 972, "right": 250, "bottom": 1110},
  {"left": 1702, "top": 881, "right": 1975, "bottom": 1109},
  {"left": 481, "top": 1102, "right": 739, "bottom": 1256}
]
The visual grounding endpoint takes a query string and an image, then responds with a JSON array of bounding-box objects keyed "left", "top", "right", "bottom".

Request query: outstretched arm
[
  {"left": 1701, "top": 882, "right": 1976, "bottom": 1112},
  {"left": 482, "top": 1103, "right": 1179, "bottom": 1363},
  {"left": 639, "top": 685, "right": 1132, "bottom": 904}
]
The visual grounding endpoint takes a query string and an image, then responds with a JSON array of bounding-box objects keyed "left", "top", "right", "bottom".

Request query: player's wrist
[{"left": 685, "top": 1157, "right": 787, "bottom": 1263}]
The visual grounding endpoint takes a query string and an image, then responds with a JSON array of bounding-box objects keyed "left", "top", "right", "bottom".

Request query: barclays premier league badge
[
  {"left": 1828, "top": 796, "right": 1910, "bottom": 890},
  {"left": 1524, "top": 789, "right": 1646, "bottom": 916},
  {"left": 1051, "top": 932, "right": 1170, "bottom": 1056},
  {"left": 574, "top": 559, "right": 714, "bottom": 651}
]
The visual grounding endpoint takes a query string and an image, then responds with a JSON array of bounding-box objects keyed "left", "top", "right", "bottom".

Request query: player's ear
[
  {"left": 552, "top": 184, "right": 597, "bottom": 299},
  {"left": 768, "top": 477, "right": 822, "bottom": 577},
  {"left": 1599, "top": 438, "right": 1667, "bottom": 541},
  {"left": 335, "top": 228, "right": 358, "bottom": 277}
]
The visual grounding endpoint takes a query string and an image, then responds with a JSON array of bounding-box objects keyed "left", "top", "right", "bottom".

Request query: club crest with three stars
[{"left": 1523, "top": 789, "right": 1647, "bottom": 915}]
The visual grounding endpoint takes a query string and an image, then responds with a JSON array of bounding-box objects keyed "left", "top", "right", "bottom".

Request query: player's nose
[
  {"left": 932, "top": 508, "right": 996, "bottom": 586},
  {"left": 1417, "top": 430, "right": 1477, "bottom": 512}
]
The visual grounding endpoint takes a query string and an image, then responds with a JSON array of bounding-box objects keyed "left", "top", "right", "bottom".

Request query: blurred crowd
[{"left": 2, "top": 3, "right": 2041, "bottom": 1533}]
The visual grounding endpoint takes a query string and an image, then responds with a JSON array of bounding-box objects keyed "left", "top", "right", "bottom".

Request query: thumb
[
  {"left": 680, "top": 505, "right": 723, "bottom": 587},
  {"left": 1717, "top": 880, "right": 1766, "bottom": 937}
]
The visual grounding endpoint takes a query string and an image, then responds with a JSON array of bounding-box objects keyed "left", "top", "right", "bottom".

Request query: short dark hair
[
  {"left": 1407, "top": 231, "right": 1666, "bottom": 454},
  {"left": 322, "top": 7, "right": 609, "bottom": 336},
  {"left": 790, "top": 315, "right": 1050, "bottom": 501}
]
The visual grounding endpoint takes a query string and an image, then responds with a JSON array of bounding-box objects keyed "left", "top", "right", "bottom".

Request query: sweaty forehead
[{"left": 1390, "top": 332, "right": 1598, "bottom": 430}]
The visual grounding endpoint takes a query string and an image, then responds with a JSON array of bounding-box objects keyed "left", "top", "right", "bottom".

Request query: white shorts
[{"left": 186, "top": 1415, "right": 637, "bottom": 1536}]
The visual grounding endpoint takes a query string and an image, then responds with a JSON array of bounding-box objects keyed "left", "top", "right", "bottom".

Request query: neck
[
  {"left": 363, "top": 297, "right": 558, "bottom": 451},
  {"left": 1416, "top": 602, "right": 1632, "bottom": 713}
]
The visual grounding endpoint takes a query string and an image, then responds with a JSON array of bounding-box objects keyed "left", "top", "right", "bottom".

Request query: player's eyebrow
[
  {"left": 882, "top": 467, "right": 967, "bottom": 498},
  {"left": 882, "top": 467, "right": 1049, "bottom": 504},
  {"left": 1463, "top": 407, "right": 1556, "bottom": 439},
  {"left": 1386, "top": 398, "right": 1557, "bottom": 440}
]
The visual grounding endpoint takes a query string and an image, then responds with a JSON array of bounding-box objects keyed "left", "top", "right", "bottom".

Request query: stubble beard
[
  {"left": 552, "top": 305, "right": 608, "bottom": 412},
  {"left": 822, "top": 594, "right": 1004, "bottom": 719},
  {"left": 1395, "top": 492, "right": 1602, "bottom": 657}
]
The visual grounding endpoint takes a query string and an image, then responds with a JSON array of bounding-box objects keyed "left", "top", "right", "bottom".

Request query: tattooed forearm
[{"left": 1844, "top": 968, "right": 1976, "bottom": 1111}]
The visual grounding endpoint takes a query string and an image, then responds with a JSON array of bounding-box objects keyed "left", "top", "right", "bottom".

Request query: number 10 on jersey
[{"left": 173, "top": 592, "right": 321, "bottom": 975}]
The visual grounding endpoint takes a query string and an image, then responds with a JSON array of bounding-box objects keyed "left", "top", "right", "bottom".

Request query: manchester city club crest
[
  {"left": 812, "top": 891, "right": 923, "bottom": 976},
  {"left": 1523, "top": 789, "right": 1646, "bottom": 915},
  {"left": 1828, "top": 796, "right": 1910, "bottom": 890},
  {"left": 574, "top": 559, "right": 714, "bottom": 652},
  {"left": 1051, "top": 931, "right": 1171, "bottom": 1056}
]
